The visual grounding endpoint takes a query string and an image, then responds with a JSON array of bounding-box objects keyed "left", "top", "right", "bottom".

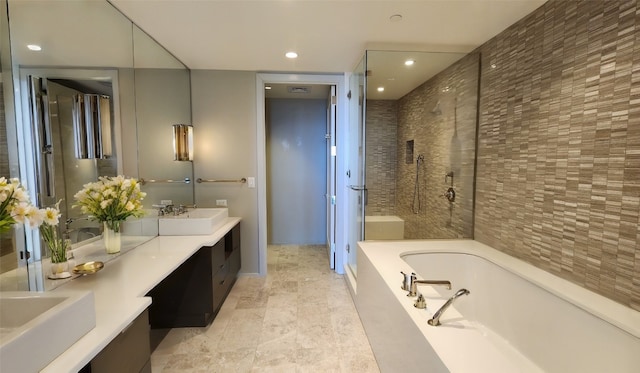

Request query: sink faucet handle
[{"left": 152, "top": 204, "right": 167, "bottom": 216}]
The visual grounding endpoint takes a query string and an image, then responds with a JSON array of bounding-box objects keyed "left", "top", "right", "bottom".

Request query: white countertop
[{"left": 41, "top": 217, "right": 241, "bottom": 373}]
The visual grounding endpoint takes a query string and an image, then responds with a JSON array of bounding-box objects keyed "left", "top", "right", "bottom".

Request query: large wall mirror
[
  {"left": 0, "top": 0, "right": 192, "bottom": 291},
  {"left": 364, "top": 50, "right": 479, "bottom": 239}
]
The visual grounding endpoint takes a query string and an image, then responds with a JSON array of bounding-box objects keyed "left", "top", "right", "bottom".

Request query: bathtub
[
  {"left": 364, "top": 215, "right": 404, "bottom": 240},
  {"left": 355, "top": 240, "right": 640, "bottom": 372}
]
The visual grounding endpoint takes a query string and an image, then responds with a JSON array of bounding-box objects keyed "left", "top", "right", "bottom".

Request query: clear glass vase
[
  {"left": 103, "top": 221, "right": 121, "bottom": 254},
  {"left": 50, "top": 260, "right": 69, "bottom": 278}
]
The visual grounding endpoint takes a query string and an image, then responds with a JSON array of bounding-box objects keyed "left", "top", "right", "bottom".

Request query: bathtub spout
[
  {"left": 428, "top": 288, "right": 470, "bottom": 326},
  {"left": 408, "top": 279, "right": 452, "bottom": 297}
]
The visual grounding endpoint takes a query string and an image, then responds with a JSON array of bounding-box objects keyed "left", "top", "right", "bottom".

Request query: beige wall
[
  {"left": 190, "top": 70, "right": 260, "bottom": 274},
  {"left": 475, "top": 0, "right": 640, "bottom": 311},
  {"left": 119, "top": 68, "right": 138, "bottom": 178},
  {"left": 135, "top": 68, "right": 193, "bottom": 207}
]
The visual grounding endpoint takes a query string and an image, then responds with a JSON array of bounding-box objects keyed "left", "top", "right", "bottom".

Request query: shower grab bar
[
  {"left": 196, "top": 177, "right": 247, "bottom": 184},
  {"left": 139, "top": 177, "right": 191, "bottom": 185}
]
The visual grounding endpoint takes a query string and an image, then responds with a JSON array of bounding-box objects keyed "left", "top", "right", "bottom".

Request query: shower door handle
[{"left": 349, "top": 185, "right": 368, "bottom": 206}]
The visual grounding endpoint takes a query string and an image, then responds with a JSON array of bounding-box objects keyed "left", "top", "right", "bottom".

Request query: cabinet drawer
[
  {"left": 211, "top": 239, "right": 225, "bottom": 272},
  {"left": 89, "top": 309, "right": 150, "bottom": 373},
  {"left": 225, "top": 224, "right": 241, "bottom": 252},
  {"left": 229, "top": 245, "right": 241, "bottom": 274},
  {"left": 213, "top": 262, "right": 230, "bottom": 311}
]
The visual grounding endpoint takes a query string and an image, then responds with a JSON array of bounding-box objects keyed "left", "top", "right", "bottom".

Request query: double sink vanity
[{"left": 0, "top": 208, "right": 241, "bottom": 373}]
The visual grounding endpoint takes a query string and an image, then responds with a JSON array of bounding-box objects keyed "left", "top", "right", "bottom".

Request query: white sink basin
[
  {"left": 158, "top": 208, "right": 228, "bottom": 235},
  {"left": 0, "top": 291, "right": 95, "bottom": 373}
]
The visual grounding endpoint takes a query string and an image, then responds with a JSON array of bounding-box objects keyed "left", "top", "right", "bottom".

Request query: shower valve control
[{"left": 442, "top": 187, "right": 456, "bottom": 203}]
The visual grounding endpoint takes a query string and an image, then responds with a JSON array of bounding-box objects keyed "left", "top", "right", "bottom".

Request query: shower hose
[{"left": 412, "top": 154, "right": 424, "bottom": 214}]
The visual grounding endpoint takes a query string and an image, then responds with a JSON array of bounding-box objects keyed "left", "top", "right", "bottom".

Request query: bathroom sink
[
  {"left": 158, "top": 208, "right": 228, "bottom": 235},
  {"left": 0, "top": 290, "right": 96, "bottom": 373}
]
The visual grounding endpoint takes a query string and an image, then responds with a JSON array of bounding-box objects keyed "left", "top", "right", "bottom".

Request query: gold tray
[{"left": 73, "top": 261, "right": 104, "bottom": 275}]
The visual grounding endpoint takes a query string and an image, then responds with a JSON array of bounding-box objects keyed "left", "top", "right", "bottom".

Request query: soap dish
[{"left": 73, "top": 261, "right": 104, "bottom": 275}]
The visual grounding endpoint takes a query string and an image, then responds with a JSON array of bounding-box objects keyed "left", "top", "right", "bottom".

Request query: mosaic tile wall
[
  {"left": 396, "top": 53, "right": 480, "bottom": 239},
  {"left": 365, "top": 100, "right": 397, "bottom": 216},
  {"left": 475, "top": 0, "right": 640, "bottom": 311}
]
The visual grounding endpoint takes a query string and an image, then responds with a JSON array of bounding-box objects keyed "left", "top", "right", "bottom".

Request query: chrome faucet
[
  {"left": 428, "top": 288, "right": 470, "bottom": 326},
  {"left": 408, "top": 279, "right": 452, "bottom": 297},
  {"left": 65, "top": 216, "right": 92, "bottom": 230},
  {"left": 401, "top": 271, "right": 416, "bottom": 291},
  {"left": 152, "top": 203, "right": 175, "bottom": 216}
]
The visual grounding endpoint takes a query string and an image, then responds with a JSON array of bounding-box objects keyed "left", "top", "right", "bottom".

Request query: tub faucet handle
[
  {"left": 401, "top": 271, "right": 416, "bottom": 291},
  {"left": 414, "top": 293, "right": 427, "bottom": 309}
]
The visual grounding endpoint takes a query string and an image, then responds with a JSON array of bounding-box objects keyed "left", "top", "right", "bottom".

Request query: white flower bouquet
[
  {"left": 0, "top": 177, "right": 39, "bottom": 232},
  {"left": 73, "top": 175, "right": 146, "bottom": 232},
  {"left": 1, "top": 177, "right": 67, "bottom": 264}
]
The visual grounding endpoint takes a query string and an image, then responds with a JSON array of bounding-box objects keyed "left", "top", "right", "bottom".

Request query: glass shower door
[{"left": 346, "top": 56, "right": 366, "bottom": 278}]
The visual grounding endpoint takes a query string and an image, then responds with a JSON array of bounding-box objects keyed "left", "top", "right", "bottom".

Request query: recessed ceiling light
[
  {"left": 377, "top": 87, "right": 385, "bottom": 92},
  {"left": 491, "top": 63, "right": 497, "bottom": 69},
  {"left": 285, "top": 51, "right": 298, "bottom": 59},
  {"left": 27, "top": 44, "right": 42, "bottom": 51},
  {"left": 405, "top": 59, "right": 415, "bottom": 66},
  {"left": 389, "top": 14, "right": 403, "bottom": 22},
  {"left": 265, "top": 86, "right": 272, "bottom": 90}
]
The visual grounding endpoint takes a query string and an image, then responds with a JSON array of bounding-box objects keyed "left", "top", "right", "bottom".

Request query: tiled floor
[{"left": 150, "top": 244, "right": 380, "bottom": 372}]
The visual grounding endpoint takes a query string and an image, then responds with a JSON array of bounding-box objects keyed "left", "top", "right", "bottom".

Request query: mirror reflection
[
  {"left": 0, "top": 0, "right": 193, "bottom": 290},
  {"left": 364, "top": 50, "right": 479, "bottom": 240},
  {"left": 133, "top": 25, "right": 194, "bottom": 208},
  {"left": 20, "top": 69, "right": 120, "bottom": 245}
]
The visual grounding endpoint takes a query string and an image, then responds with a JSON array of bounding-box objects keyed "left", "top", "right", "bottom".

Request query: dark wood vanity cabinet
[
  {"left": 80, "top": 310, "right": 151, "bottom": 373},
  {"left": 147, "top": 223, "right": 241, "bottom": 328}
]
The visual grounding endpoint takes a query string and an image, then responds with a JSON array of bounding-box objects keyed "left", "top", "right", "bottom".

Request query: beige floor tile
[
  {"left": 266, "top": 292, "right": 298, "bottom": 309},
  {"left": 296, "top": 347, "right": 341, "bottom": 373},
  {"left": 339, "top": 349, "right": 380, "bottom": 373},
  {"left": 253, "top": 348, "right": 297, "bottom": 371},
  {"left": 151, "top": 244, "right": 380, "bottom": 373},
  {"left": 211, "top": 348, "right": 256, "bottom": 372},
  {"left": 263, "top": 306, "right": 297, "bottom": 326},
  {"left": 257, "top": 324, "right": 298, "bottom": 353},
  {"left": 296, "top": 323, "right": 337, "bottom": 349}
]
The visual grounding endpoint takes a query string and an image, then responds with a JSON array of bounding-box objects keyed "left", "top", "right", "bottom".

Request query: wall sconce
[
  {"left": 72, "top": 94, "right": 112, "bottom": 159},
  {"left": 173, "top": 124, "right": 194, "bottom": 161}
]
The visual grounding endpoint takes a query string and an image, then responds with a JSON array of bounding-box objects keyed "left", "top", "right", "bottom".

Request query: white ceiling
[{"left": 109, "top": 0, "right": 547, "bottom": 73}]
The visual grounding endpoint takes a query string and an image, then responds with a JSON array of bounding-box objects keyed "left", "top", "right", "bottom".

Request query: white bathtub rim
[
  {"left": 358, "top": 239, "right": 640, "bottom": 373},
  {"left": 358, "top": 239, "right": 544, "bottom": 372},
  {"left": 394, "top": 241, "right": 640, "bottom": 340}
]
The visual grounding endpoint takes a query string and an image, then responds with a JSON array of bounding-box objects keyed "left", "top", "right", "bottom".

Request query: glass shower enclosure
[{"left": 346, "top": 50, "right": 480, "bottom": 279}]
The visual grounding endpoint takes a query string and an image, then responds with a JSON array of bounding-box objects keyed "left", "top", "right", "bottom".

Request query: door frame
[{"left": 256, "top": 73, "right": 348, "bottom": 275}]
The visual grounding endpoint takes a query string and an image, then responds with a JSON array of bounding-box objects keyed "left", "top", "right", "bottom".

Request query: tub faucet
[
  {"left": 401, "top": 271, "right": 416, "bottom": 291},
  {"left": 408, "top": 279, "right": 452, "bottom": 297},
  {"left": 428, "top": 288, "right": 470, "bottom": 326}
]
